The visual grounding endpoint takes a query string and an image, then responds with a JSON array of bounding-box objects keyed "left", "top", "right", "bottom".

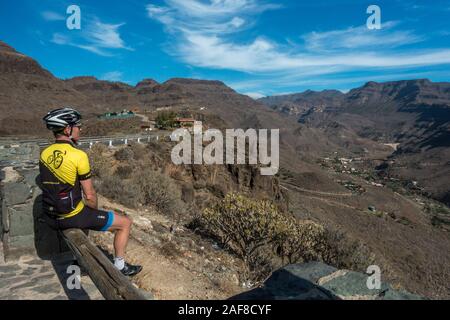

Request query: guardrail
[
  {"left": 0, "top": 132, "right": 172, "bottom": 148},
  {"left": 39, "top": 133, "right": 169, "bottom": 148},
  {"left": 61, "top": 229, "right": 148, "bottom": 300}
]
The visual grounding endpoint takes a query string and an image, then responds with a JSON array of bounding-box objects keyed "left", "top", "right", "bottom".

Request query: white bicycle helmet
[{"left": 43, "top": 107, "right": 82, "bottom": 131}]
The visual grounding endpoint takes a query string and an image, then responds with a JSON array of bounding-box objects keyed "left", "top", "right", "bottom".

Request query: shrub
[
  {"left": 155, "top": 111, "right": 177, "bottom": 129},
  {"left": 319, "top": 229, "right": 375, "bottom": 272},
  {"left": 88, "top": 143, "right": 111, "bottom": 178},
  {"left": 116, "top": 165, "right": 133, "bottom": 179},
  {"left": 201, "top": 193, "right": 284, "bottom": 259},
  {"left": 165, "top": 163, "right": 184, "bottom": 181},
  {"left": 197, "top": 193, "right": 376, "bottom": 281},
  {"left": 96, "top": 175, "right": 140, "bottom": 208},
  {"left": 199, "top": 193, "right": 287, "bottom": 279},
  {"left": 114, "top": 147, "right": 134, "bottom": 161},
  {"left": 132, "top": 167, "right": 183, "bottom": 216},
  {"left": 206, "top": 183, "right": 226, "bottom": 198},
  {"left": 275, "top": 218, "right": 327, "bottom": 264},
  {"left": 129, "top": 142, "right": 147, "bottom": 161}
]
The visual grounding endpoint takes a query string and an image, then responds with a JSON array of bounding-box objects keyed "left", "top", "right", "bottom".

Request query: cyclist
[{"left": 40, "top": 107, "right": 142, "bottom": 276}]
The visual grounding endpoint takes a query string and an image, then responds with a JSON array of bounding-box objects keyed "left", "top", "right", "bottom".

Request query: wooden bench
[{"left": 61, "top": 228, "right": 147, "bottom": 300}]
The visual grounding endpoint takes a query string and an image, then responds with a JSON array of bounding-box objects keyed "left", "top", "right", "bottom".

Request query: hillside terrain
[{"left": 260, "top": 79, "right": 450, "bottom": 206}]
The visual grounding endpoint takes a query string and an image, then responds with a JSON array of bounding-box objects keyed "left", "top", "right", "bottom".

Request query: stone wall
[{"left": 0, "top": 143, "right": 68, "bottom": 261}]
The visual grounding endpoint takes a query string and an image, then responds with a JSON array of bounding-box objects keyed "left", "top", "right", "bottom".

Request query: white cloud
[
  {"left": 41, "top": 11, "right": 65, "bottom": 21},
  {"left": 161, "top": 0, "right": 280, "bottom": 18},
  {"left": 243, "top": 92, "right": 266, "bottom": 99},
  {"left": 146, "top": 0, "right": 279, "bottom": 35},
  {"left": 177, "top": 33, "right": 450, "bottom": 73},
  {"left": 101, "top": 71, "right": 123, "bottom": 82},
  {"left": 50, "top": 16, "right": 131, "bottom": 56},
  {"left": 302, "top": 21, "right": 424, "bottom": 52},
  {"left": 145, "top": 0, "right": 450, "bottom": 95},
  {"left": 85, "top": 20, "right": 131, "bottom": 50},
  {"left": 51, "top": 33, "right": 69, "bottom": 45},
  {"left": 146, "top": 1, "right": 450, "bottom": 77}
]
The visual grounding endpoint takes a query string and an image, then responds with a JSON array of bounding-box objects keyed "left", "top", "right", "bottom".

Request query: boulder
[{"left": 229, "top": 262, "right": 424, "bottom": 300}]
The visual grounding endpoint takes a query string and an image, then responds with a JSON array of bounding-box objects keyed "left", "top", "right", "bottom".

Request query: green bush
[
  {"left": 155, "top": 111, "right": 177, "bottom": 129},
  {"left": 275, "top": 217, "right": 328, "bottom": 264},
  {"left": 197, "top": 193, "right": 375, "bottom": 281},
  {"left": 201, "top": 193, "right": 284, "bottom": 258}
]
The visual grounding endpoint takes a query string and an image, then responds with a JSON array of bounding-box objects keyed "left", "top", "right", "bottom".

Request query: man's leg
[
  {"left": 105, "top": 212, "right": 142, "bottom": 276},
  {"left": 58, "top": 207, "right": 142, "bottom": 276},
  {"left": 107, "top": 212, "right": 132, "bottom": 258}
]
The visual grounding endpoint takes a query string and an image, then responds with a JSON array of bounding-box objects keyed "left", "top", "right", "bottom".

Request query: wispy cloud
[
  {"left": 50, "top": 16, "right": 132, "bottom": 56},
  {"left": 146, "top": 0, "right": 280, "bottom": 35},
  {"left": 85, "top": 20, "right": 130, "bottom": 50},
  {"left": 100, "top": 71, "right": 123, "bottom": 82},
  {"left": 176, "top": 33, "right": 450, "bottom": 72},
  {"left": 146, "top": 0, "right": 450, "bottom": 94},
  {"left": 302, "top": 21, "right": 423, "bottom": 52},
  {"left": 41, "top": 11, "right": 65, "bottom": 21}
]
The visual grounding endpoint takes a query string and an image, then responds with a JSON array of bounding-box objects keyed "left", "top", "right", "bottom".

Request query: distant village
[
  {"left": 97, "top": 106, "right": 206, "bottom": 133},
  {"left": 319, "top": 153, "right": 423, "bottom": 198}
]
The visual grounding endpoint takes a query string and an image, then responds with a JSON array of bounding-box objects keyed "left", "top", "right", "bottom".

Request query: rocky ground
[
  {"left": 92, "top": 195, "right": 425, "bottom": 300},
  {"left": 91, "top": 195, "right": 244, "bottom": 300},
  {"left": 0, "top": 250, "right": 103, "bottom": 300}
]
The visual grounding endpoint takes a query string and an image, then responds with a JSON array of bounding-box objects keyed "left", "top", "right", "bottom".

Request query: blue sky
[{"left": 1, "top": 0, "right": 450, "bottom": 98}]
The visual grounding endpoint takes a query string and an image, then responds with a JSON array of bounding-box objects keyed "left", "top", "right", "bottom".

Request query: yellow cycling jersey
[{"left": 39, "top": 140, "right": 92, "bottom": 219}]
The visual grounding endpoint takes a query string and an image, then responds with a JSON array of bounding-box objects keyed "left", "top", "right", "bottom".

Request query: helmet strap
[{"left": 68, "top": 125, "right": 78, "bottom": 145}]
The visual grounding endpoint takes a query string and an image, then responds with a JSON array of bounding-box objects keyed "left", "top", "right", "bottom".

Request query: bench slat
[{"left": 62, "top": 228, "right": 147, "bottom": 300}]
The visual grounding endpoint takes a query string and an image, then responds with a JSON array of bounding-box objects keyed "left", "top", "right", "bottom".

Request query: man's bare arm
[{"left": 80, "top": 178, "right": 98, "bottom": 209}]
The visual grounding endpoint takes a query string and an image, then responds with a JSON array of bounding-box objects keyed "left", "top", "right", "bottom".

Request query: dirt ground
[{"left": 92, "top": 195, "right": 245, "bottom": 300}]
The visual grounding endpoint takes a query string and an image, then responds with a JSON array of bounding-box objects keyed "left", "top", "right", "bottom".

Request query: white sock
[{"left": 114, "top": 257, "right": 125, "bottom": 270}]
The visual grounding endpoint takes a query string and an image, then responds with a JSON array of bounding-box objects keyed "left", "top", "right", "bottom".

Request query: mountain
[
  {"left": 260, "top": 89, "right": 345, "bottom": 119},
  {"left": 0, "top": 42, "right": 91, "bottom": 135}
]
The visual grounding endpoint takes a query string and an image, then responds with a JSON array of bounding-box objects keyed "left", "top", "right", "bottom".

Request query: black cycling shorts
[{"left": 46, "top": 206, "right": 114, "bottom": 232}]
